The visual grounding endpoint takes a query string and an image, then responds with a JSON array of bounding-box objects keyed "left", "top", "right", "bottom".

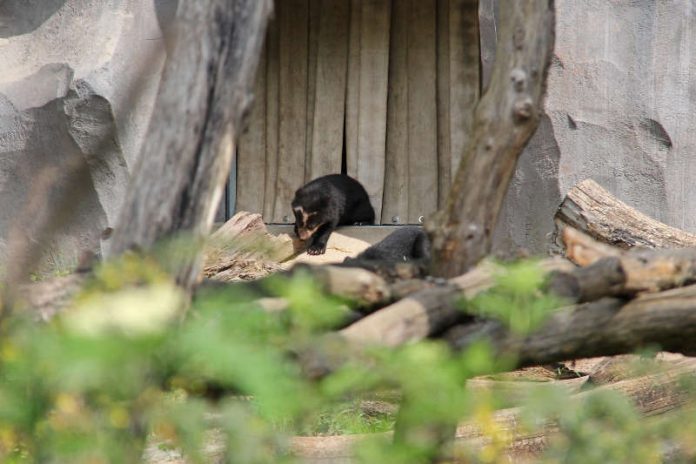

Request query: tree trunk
[
  {"left": 426, "top": 0, "right": 556, "bottom": 278},
  {"left": 108, "top": 0, "right": 273, "bottom": 292}
]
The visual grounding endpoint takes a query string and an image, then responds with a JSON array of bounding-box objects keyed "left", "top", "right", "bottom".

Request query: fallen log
[
  {"left": 554, "top": 179, "right": 696, "bottom": 249},
  {"left": 204, "top": 212, "right": 299, "bottom": 281},
  {"left": 283, "top": 358, "right": 696, "bottom": 464},
  {"left": 322, "top": 236, "right": 696, "bottom": 347},
  {"left": 339, "top": 258, "right": 574, "bottom": 347},
  {"left": 561, "top": 227, "right": 621, "bottom": 266},
  {"left": 556, "top": 227, "right": 696, "bottom": 296},
  {"left": 339, "top": 261, "right": 497, "bottom": 346},
  {"left": 446, "top": 284, "right": 696, "bottom": 366},
  {"left": 296, "top": 265, "right": 391, "bottom": 309}
]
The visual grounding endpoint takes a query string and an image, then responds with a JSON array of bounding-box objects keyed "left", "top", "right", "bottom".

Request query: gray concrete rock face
[
  {"left": 494, "top": 0, "right": 696, "bottom": 254},
  {"left": 0, "top": 0, "right": 168, "bottom": 266},
  {"left": 4, "top": 0, "right": 696, "bottom": 268}
]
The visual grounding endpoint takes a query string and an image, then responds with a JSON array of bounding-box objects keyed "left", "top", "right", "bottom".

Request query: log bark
[
  {"left": 560, "top": 226, "right": 622, "bottom": 266},
  {"left": 283, "top": 359, "right": 696, "bottom": 464},
  {"left": 108, "top": 0, "right": 273, "bottom": 292},
  {"left": 446, "top": 284, "right": 696, "bottom": 366},
  {"left": 340, "top": 258, "right": 572, "bottom": 347},
  {"left": 554, "top": 179, "right": 696, "bottom": 250},
  {"left": 553, "top": 227, "right": 696, "bottom": 297},
  {"left": 204, "top": 212, "right": 298, "bottom": 281},
  {"left": 293, "top": 264, "right": 392, "bottom": 309},
  {"left": 426, "top": 0, "right": 555, "bottom": 277}
]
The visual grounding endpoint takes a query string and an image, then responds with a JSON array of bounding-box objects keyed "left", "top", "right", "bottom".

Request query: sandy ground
[{"left": 281, "top": 232, "right": 371, "bottom": 268}]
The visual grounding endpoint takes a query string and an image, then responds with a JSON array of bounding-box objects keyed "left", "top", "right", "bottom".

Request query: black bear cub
[
  {"left": 344, "top": 226, "right": 431, "bottom": 264},
  {"left": 292, "top": 174, "right": 375, "bottom": 255}
]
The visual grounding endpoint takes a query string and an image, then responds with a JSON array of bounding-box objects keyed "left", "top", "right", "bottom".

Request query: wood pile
[{"left": 200, "top": 178, "right": 696, "bottom": 462}]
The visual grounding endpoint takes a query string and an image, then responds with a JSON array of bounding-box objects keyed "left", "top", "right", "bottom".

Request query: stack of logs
[
  {"left": 202, "top": 178, "right": 696, "bottom": 462},
  {"left": 24, "top": 178, "right": 696, "bottom": 462}
]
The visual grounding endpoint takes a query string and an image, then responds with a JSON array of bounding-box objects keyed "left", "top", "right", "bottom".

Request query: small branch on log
[
  {"left": 427, "top": 0, "right": 556, "bottom": 277},
  {"left": 554, "top": 179, "right": 696, "bottom": 250},
  {"left": 338, "top": 266, "right": 488, "bottom": 347},
  {"left": 446, "top": 284, "right": 696, "bottom": 366}
]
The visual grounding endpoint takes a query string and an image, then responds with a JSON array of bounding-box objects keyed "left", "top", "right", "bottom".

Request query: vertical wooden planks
[
  {"left": 263, "top": 16, "right": 280, "bottom": 221},
  {"left": 309, "top": 0, "right": 350, "bottom": 179},
  {"left": 305, "top": 0, "right": 321, "bottom": 180},
  {"left": 383, "top": 0, "right": 437, "bottom": 224},
  {"left": 273, "top": 0, "right": 309, "bottom": 223},
  {"left": 236, "top": 44, "right": 267, "bottom": 215},
  {"left": 346, "top": 0, "right": 391, "bottom": 221},
  {"left": 448, "top": 0, "right": 480, "bottom": 176},
  {"left": 382, "top": 0, "right": 409, "bottom": 224},
  {"left": 406, "top": 0, "right": 438, "bottom": 223},
  {"left": 436, "top": 0, "right": 451, "bottom": 208},
  {"left": 345, "top": 0, "right": 362, "bottom": 179},
  {"left": 238, "top": 0, "right": 478, "bottom": 224}
]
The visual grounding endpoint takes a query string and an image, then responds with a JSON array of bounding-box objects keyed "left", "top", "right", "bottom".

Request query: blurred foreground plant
[{"left": 0, "top": 254, "right": 694, "bottom": 463}]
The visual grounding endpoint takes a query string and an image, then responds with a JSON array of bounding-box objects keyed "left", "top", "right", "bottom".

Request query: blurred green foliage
[
  {"left": 467, "top": 260, "right": 567, "bottom": 334},
  {"left": 0, "top": 254, "right": 694, "bottom": 463}
]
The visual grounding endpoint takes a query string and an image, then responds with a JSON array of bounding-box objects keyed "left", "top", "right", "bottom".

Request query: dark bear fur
[
  {"left": 291, "top": 174, "right": 375, "bottom": 255},
  {"left": 344, "top": 226, "right": 431, "bottom": 264}
]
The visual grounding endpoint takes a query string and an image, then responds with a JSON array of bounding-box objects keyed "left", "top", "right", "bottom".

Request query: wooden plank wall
[
  {"left": 309, "top": 0, "right": 350, "bottom": 179},
  {"left": 235, "top": 0, "right": 479, "bottom": 224}
]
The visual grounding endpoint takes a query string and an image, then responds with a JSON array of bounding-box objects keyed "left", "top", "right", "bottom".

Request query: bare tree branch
[
  {"left": 108, "top": 0, "right": 273, "bottom": 292},
  {"left": 427, "top": 0, "right": 556, "bottom": 277}
]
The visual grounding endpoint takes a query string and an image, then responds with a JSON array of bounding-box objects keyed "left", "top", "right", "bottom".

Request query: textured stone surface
[
  {"left": 494, "top": 0, "right": 696, "bottom": 254},
  {"left": 5, "top": 0, "right": 696, "bottom": 266},
  {"left": 0, "top": 0, "right": 170, "bottom": 265}
]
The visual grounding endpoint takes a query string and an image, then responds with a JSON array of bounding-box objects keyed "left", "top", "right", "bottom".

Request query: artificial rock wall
[
  {"left": 494, "top": 0, "right": 696, "bottom": 253},
  {"left": 0, "top": 0, "right": 174, "bottom": 264}
]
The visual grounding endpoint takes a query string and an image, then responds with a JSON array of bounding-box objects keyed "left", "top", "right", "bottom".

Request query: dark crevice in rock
[
  {"left": 640, "top": 118, "right": 673, "bottom": 149},
  {"left": 567, "top": 114, "right": 577, "bottom": 130}
]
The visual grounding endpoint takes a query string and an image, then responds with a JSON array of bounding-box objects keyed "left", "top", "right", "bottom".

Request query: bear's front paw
[{"left": 307, "top": 243, "right": 327, "bottom": 255}]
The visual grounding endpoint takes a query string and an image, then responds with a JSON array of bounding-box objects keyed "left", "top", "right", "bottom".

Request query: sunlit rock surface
[
  {"left": 494, "top": 0, "right": 696, "bottom": 254},
  {"left": 0, "top": 0, "right": 172, "bottom": 264}
]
